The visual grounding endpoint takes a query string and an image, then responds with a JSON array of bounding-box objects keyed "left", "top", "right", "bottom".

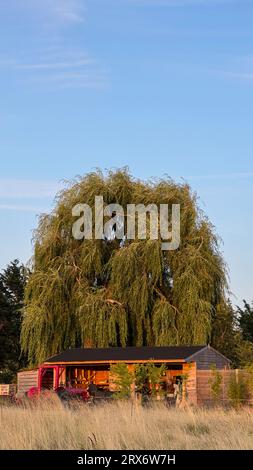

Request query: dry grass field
[{"left": 1, "top": 398, "right": 253, "bottom": 450}]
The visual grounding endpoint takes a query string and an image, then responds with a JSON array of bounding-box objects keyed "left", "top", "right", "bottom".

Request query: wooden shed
[
  {"left": 17, "top": 369, "right": 39, "bottom": 397},
  {"left": 17, "top": 345, "right": 230, "bottom": 404}
]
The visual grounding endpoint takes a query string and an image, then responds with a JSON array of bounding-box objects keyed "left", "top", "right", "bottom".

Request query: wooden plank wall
[
  {"left": 196, "top": 369, "right": 253, "bottom": 405},
  {"left": 17, "top": 370, "right": 39, "bottom": 396},
  {"left": 194, "top": 347, "right": 230, "bottom": 370},
  {"left": 183, "top": 362, "right": 197, "bottom": 405}
]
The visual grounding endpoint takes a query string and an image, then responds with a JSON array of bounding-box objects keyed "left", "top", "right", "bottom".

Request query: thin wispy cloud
[
  {"left": 223, "top": 72, "right": 253, "bottom": 81},
  {"left": 184, "top": 172, "right": 253, "bottom": 180},
  {"left": 0, "top": 178, "right": 62, "bottom": 213},
  {"left": 0, "top": 178, "right": 62, "bottom": 199},
  {"left": 0, "top": 204, "right": 49, "bottom": 213},
  {"left": 15, "top": 58, "right": 94, "bottom": 71},
  {"left": 33, "top": 71, "right": 109, "bottom": 90},
  {"left": 0, "top": 2, "right": 108, "bottom": 90},
  {"left": 53, "top": 0, "right": 85, "bottom": 24},
  {"left": 0, "top": 48, "right": 109, "bottom": 90},
  {"left": 127, "top": 0, "right": 239, "bottom": 6},
  {"left": 18, "top": 0, "right": 85, "bottom": 26},
  {"left": 214, "top": 55, "right": 253, "bottom": 82}
]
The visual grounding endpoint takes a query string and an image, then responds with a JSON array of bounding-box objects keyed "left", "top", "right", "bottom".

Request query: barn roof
[{"left": 44, "top": 345, "right": 208, "bottom": 364}]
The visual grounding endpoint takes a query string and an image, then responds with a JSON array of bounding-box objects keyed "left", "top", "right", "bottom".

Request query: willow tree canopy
[{"left": 21, "top": 168, "right": 228, "bottom": 364}]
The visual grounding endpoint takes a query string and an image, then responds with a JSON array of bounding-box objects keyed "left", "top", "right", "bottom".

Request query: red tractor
[{"left": 26, "top": 385, "right": 90, "bottom": 403}]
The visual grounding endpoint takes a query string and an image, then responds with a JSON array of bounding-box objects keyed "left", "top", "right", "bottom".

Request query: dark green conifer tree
[{"left": 0, "top": 260, "right": 28, "bottom": 381}]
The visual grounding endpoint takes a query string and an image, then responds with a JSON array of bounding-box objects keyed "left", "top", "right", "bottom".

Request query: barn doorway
[{"left": 41, "top": 368, "right": 54, "bottom": 390}]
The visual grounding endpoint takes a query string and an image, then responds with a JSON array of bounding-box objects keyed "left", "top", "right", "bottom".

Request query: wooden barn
[{"left": 17, "top": 345, "right": 231, "bottom": 404}]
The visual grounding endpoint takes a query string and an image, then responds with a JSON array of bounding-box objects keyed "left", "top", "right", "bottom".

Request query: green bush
[
  {"left": 111, "top": 363, "right": 167, "bottom": 401},
  {"left": 228, "top": 371, "right": 249, "bottom": 408},
  {"left": 135, "top": 363, "right": 166, "bottom": 398},
  {"left": 110, "top": 363, "right": 134, "bottom": 399},
  {"left": 134, "top": 364, "right": 149, "bottom": 396},
  {"left": 208, "top": 364, "right": 222, "bottom": 402}
]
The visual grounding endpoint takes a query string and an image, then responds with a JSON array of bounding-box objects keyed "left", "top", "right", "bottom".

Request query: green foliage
[
  {"left": 0, "top": 369, "right": 15, "bottom": 384},
  {"left": 152, "top": 300, "right": 178, "bottom": 346},
  {"left": 235, "top": 340, "right": 253, "bottom": 368},
  {"left": 237, "top": 300, "right": 253, "bottom": 343},
  {"left": 228, "top": 371, "right": 249, "bottom": 408},
  {"left": 211, "top": 300, "right": 239, "bottom": 366},
  {"left": 0, "top": 288, "right": 12, "bottom": 380},
  {"left": 146, "top": 363, "right": 166, "bottom": 396},
  {"left": 208, "top": 364, "right": 222, "bottom": 402},
  {"left": 134, "top": 364, "right": 149, "bottom": 395},
  {"left": 244, "top": 364, "right": 253, "bottom": 397},
  {"left": 135, "top": 363, "right": 166, "bottom": 397},
  {"left": 210, "top": 297, "right": 253, "bottom": 368},
  {"left": 0, "top": 260, "right": 28, "bottom": 382},
  {"left": 110, "top": 363, "right": 134, "bottom": 399},
  {"left": 227, "top": 300, "right": 253, "bottom": 368},
  {"left": 21, "top": 168, "right": 229, "bottom": 364}
]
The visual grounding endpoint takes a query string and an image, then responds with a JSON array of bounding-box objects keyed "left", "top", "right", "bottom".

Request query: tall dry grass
[{"left": 0, "top": 397, "right": 253, "bottom": 450}]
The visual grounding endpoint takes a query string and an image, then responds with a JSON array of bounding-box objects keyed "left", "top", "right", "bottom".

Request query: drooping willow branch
[{"left": 21, "top": 168, "right": 229, "bottom": 364}]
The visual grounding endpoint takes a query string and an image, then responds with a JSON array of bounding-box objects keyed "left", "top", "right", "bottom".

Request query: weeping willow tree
[{"left": 21, "top": 168, "right": 229, "bottom": 364}]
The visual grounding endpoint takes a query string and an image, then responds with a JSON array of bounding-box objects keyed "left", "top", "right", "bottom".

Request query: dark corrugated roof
[{"left": 44, "top": 346, "right": 206, "bottom": 364}]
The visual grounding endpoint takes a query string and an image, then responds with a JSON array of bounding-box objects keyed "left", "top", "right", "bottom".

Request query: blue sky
[{"left": 0, "top": 0, "right": 252, "bottom": 305}]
